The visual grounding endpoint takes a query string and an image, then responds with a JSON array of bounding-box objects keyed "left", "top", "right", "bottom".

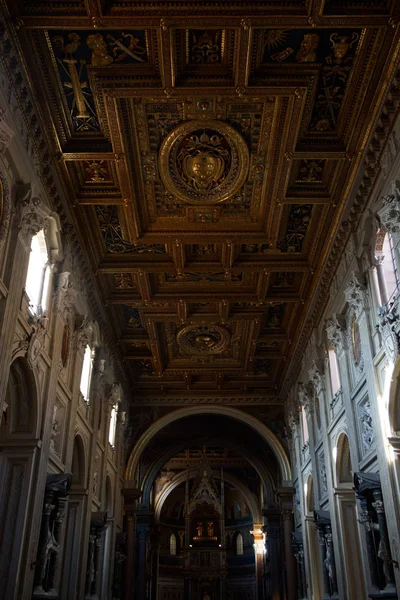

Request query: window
[
  {"left": 109, "top": 404, "right": 118, "bottom": 447},
  {"left": 328, "top": 348, "right": 340, "bottom": 395},
  {"left": 236, "top": 533, "right": 244, "bottom": 556},
  {"left": 25, "top": 230, "right": 51, "bottom": 315},
  {"left": 170, "top": 533, "right": 177, "bottom": 556},
  {"left": 79, "top": 345, "right": 93, "bottom": 402}
]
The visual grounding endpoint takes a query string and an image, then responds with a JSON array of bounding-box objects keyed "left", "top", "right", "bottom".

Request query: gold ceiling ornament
[
  {"left": 159, "top": 120, "right": 249, "bottom": 205},
  {"left": 177, "top": 324, "right": 231, "bottom": 355}
]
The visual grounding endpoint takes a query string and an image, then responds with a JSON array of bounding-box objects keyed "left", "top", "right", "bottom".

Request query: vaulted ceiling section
[{"left": 6, "top": 0, "right": 400, "bottom": 406}]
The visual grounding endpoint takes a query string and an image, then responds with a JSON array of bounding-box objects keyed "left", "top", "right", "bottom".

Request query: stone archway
[
  {"left": 125, "top": 405, "right": 292, "bottom": 485},
  {"left": 0, "top": 357, "right": 40, "bottom": 599}
]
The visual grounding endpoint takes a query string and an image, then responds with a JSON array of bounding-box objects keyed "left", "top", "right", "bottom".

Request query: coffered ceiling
[{"left": 5, "top": 0, "right": 400, "bottom": 404}]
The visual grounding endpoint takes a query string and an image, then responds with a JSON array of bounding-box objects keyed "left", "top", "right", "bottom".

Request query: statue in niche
[
  {"left": 203, "top": 592, "right": 211, "bottom": 600},
  {"left": 207, "top": 521, "right": 214, "bottom": 537},
  {"left": 360, "top": 402, "right": 374, "bottom": 454},
  {"left": 196, "top": 522, "right": 203, "bottom": 537}
]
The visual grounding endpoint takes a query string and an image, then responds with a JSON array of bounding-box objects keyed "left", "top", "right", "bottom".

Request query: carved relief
[
  {"left": 159, "top": 120, "right": 249, "bottom": 205},
  {"left": 177, "top": 324, "right": 231, "bottom": 355}
]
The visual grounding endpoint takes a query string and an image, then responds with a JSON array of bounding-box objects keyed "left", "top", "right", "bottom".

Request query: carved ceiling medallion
[
  {"left": 159, "top": 120, "right": 249, "bottom": 205},
  {"left": 177, "top": 324, "right": 231, "bottom": 355}
]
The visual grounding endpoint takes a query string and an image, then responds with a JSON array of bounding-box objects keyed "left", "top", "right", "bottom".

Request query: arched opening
[
  {"left": 334, "top": 433, "right": 366, "bottom": 599},
  {"left": 303, "top": 474, "right": 323, "bottom": 599},
  {"left": 71, "top": 434, "right": 86, "bottom": 489},
  {"left": 61, "top": 434, "right": 88, "bottom": 600},
  {"left": 128, "top": 413, "right": 287, "bottom": 600},
  {"left": 0, "top": 358, "right": 39, "bottom": 597}
]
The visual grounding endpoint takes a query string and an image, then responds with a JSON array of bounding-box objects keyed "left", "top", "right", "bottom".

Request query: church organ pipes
[{"left": 32, "top": 474, "right": 72, "bottom": 599}]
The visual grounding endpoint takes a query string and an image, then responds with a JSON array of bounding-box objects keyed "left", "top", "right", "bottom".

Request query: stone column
[
  {"left": 282, "top": 510, "right": 297, "bottom": 600},
  {"left": 136, "top": 520, "right": 151, "bottom": 600},
  {"left": 251, "top": 524, "right": 265, "bottom": 600},
  {"left": 123, "top": 482, "right": 142, "bottom": 600}
]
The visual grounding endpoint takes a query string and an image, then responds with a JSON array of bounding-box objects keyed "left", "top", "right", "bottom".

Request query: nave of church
[{"left": 1, "top": 0, "right": 400, "bottom": 599}]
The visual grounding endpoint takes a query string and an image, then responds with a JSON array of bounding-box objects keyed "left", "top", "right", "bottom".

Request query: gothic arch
[
  {"left": 71, "top": 433, "right": 87, "bottom": 488},
  {"left": 154, "top": 469, "right": 262, "bottom": 523},
  {"left": 125, "top": 405, "right": 292, "bottom": 484}
]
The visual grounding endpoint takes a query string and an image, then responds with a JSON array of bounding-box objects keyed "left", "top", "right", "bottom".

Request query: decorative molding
[
  {"left": 129, "top": 395, "right": 281, "bottom": 405},
  {"left": 16, "top": 182, "right": 47, "bottom": 242},
  {"left": 308, "top": 359, "right": 325, "bottom": 394},
  {"left": 298, "top": 382, "right": 314, "bottom": 417},
  {"left": 344, "top": 273, "right": 368, "bottom": 317},
  {"left": 53, "top": 271, "right": 77, "bottom": 319},
  {"left": 27, "top": 315, "right": 49, "bottom": 369},
  {"left": 377, "top": 182, "right": 400, "bottom": 236},
  {"left": 74, "top": 316, "right": 94, "bottom": 353},
  {"left": 377, "top": 304, "right": 400, "bottom": 362},
  {"left": 326, "top": 313, "right": 348, "bottom": 353},
  {"left": 0, "top": 164, "right": 11, "bottom": 251},
  {"left": 0, "top": 108, "right": 14, "bottom": 154}
]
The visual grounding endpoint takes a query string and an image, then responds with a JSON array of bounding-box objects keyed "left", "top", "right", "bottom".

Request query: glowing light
[{"left": 332, "top": 446, "right": 338, "bottom": 464}]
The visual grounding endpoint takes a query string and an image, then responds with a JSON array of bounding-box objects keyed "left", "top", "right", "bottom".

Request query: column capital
[
  {"left": 298, "top": 382, "right": 314, "bottom": 416},
  {"left": 377, "top": 184, "right": 400, "bottom": 236},
  {"left": 74, "top": 316, "right": 94, "bottom": 353},
  {"left": 53, "top": 272, "right": 78, "bottom": 319},
  {"left": 16, "top": 182, "right": 48, "bottom": 242},
  {"left": 308, "top": 359, "right": 325, "bottom": 394},
  {"left": 326, "top": 313, "right": 348, "bottom": 352},
  {"left": 377, "top": 305, "right": 400, "bottom": 362},
  {"left": 344, "top": 272, "right": 368, "bottom": 317}
]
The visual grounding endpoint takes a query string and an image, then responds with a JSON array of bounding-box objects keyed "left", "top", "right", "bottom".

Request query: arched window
[
  {"left": 328, "top": 348, "right": 340, "bottom": 395},
  {"left": 79, "top": 345, "right": 93, "bottom": 403},
  {"left": 170, "top": 533, "right": 177, "bottom": 556},
  {"left": 25, "top": 229, "right": 51, "bottom": 315},
  {"left": 108, "top": 404, "right": 118, "bottom": 447},
  {"left": 236, "top": 532, "right": 244, "bottom": 556}
]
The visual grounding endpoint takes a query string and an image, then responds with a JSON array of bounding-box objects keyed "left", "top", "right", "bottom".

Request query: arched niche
[
  {"left": 71, "top": 434, "right": 87, "bottom": 489},
  {"left": 139, "top": 427, "right": 276, "bottom": 508},
  {"left": 336, "top": 433, "right": 353, "bottom": 486},
  {"left": 125, "top": 405, "right": 291, "bottom": 484},
  {"left": 154, "top": 469, "right": 262, "bottom": 524},
  {"left": 1, "top": 357, "right": 38, "bottom": 439}
]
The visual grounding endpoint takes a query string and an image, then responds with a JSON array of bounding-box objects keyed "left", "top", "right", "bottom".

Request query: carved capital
[
  {"left": 74, "top": 316, "right": 94, "bottom": 353},
  {"left": 0, "top": 108, "right": 14, "bottom": 154},
  {"left": 378, "top": 185, "right": 400, "bottom": 236},
  {"left": 16, "top": 183, "right": 48, "bottom": 241},
  {"left": 27, "top": 315, "right": 49, "bottom": 369},
  {"left": 344, "top": 273, "right": 368, "bottom": 316},
  {"left": 53, "top": 272, "right": 77, "bottom": 319},
  {"left": 308, "top": 359, "right": 325, "bottom": 393},
  {"left": 287, "top": 410, "right": 300, "bottom": 437},
  {"left": 326, "top": 313, "right": 347, "bottom": 352},
  {"left": 298, "top": 382, "right": 314, "bottom": 416},
  {"left": 377, "top": 305, "right": 400, "bottom": 362}
]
